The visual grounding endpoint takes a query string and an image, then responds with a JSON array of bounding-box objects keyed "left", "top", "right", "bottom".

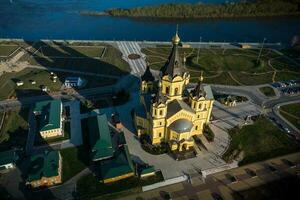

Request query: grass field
[
  {"left": 259, "top": 86, "right": 276, "bottom": 97},
  {"left": 19, "top": 41, "right": 130, "bottom": 76},
  {"left": 222, "top": 117, "right": 300, "bottom": 165},
  {"left": 0, "top": 45, "right": 19, "bottom": 57},
  {"left": 0, "top": 67, "right": 117, "bottom": 100},
  {"left": 32, "top": 45, "right": 105, "bottom": 58},
  {"left": 0, "top": 108, "right": 29, "bottom": 151},
  {"left": 60, "top": 146, "right": 90, "bottom": 182},
  {"left": 279, "top": 103, "right": 300, "bottom": 130},
  {"left": 142, "top": 47, "right": 300, "bottom": 85}
]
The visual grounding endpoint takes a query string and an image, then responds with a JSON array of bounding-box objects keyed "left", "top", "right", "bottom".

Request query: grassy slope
[
  {"left": 259, "top": 86, "right": 276, "bottom": 97},
  {"left": 107, "top": 1, "right": 300, "bottom": 18},
  {"left": 0, "top": 109, "right": 29, "bottom": 151},
  {"left": 142, "top": 47, "right": 299, "bottom": 85},
  {"left": 223, "top": 117, "right": 300, "bottom": 165},
  {"left": 60, "top": 146, "right": 90, "bottom": 182},
  {"left": 0, "top": 67, "right": 118, "bottom": 100},
  {"left": 280, "top": 103, "right": 300, "bottom": 130},
  {"left": 21, "top": 43, "right": 130, "bottom": 76}
]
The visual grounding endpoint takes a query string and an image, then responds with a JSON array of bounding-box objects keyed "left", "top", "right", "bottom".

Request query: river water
[{"left": 0, "top": 0, "right": 299, "bottom": 44}]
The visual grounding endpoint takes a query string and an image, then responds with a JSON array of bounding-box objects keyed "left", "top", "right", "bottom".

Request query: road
[{"left": 211, "top": 84, "right": 300, "bottom": 135}]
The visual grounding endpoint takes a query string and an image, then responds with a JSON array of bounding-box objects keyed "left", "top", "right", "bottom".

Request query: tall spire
[
  {"left": 154, "top": 82, "right": 166, "bottom": 104},
  {"left": 160, "top": 25, "right": 183, "bottom": 77},
  {"left": 141, "top": 65, "right": 155, "bottom": 82},
  {"left": 192, "top": 71, "right": 206, "bottom": 98}
]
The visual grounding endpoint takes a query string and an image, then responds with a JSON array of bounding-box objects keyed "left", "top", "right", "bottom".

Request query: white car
[{"left": 284, "top": 127, "right": 291, "bottom": 133}]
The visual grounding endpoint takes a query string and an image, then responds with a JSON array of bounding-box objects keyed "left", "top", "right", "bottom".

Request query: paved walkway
[
  {"left": 98, "top": 89, "right": 227, "bottom": 180},
  {"left": 117, "top": 41, "right": 147, "bottom": 75},
  {"left": 64, "top": 100, "right": 83, "bottom": 146}
]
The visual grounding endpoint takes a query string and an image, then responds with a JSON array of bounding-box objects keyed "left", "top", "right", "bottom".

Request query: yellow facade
[
  {"left": 102, "top": 172, "right": 135, "bottom": 184},
  {"left": 40, "top": 128, "right": 62, "bottom": 138},
  {"left": 135, "top": 32, "right": 214, "bottom": 152}
]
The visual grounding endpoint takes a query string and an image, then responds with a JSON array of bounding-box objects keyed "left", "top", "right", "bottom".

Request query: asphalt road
[{"left": 212, "top": 84, "right": 300, "bottom": 134}]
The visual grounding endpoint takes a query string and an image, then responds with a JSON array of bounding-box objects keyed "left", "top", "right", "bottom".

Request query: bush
[
  {"left": 113, "top": 89, "right": 130, "bottom": 106},
  {"left": 203, "top": 125, "right": 215, "bottom": 142},
  {"left": 140, "top": 134, "right": 167, "bottom": 155}
]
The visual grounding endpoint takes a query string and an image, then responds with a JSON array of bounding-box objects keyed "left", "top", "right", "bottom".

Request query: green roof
[
  {"left": 0, "top": 150, "right": 18, "bottom": 166},
  {"left": 141, "top": 166, "right": 155, "bottom": 175},
  {"left": 34, "top": 100, "right": 61, "bottom": 132},
  {"left": 88, "top": 114, "right": 114, "bottom": 161},
  {"left": 100, "top": 145, "right": 134, "bottom": 180},
  {"left": 27, "top": 151, "right": 60, "bottom": 182}
]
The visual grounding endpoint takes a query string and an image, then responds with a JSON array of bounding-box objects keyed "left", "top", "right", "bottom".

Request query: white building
[
  {"left": 64, "top": 77, "right": 84, "bottom": 88},
  {"left": 16, "top": 81, "right": 24, "bottom": 86}
]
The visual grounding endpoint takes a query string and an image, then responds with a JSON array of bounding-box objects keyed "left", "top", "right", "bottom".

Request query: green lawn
[
  {"left": 259, "top": 86, "right": 276, "bottom": 97},
  {"left": 0, "top": 68, "right": 62, "bottom": 100},
  {"left": 60, "top": 146, "right": 90, "bottom": 182},
  {"left": 20, "top": 42, "right": 130, "bottom": 76},
  {"left": 0, "top": 67, "right": 118, "bottom": 100},
  {"left": 33, "top": 45, "right": 105, "bottom": 58},
  {"left": 142, "top": 47, "right": 299, "bottom": 85},
  {"left": 0, "top": 108, "right": 29, "bottom": 151},
  {"left": 223, "top": 117, "right": 300, "bottom": 165},
  {"left": 280, "top": 103, "right": 300, "bottom": 130},
  {"left": 0, "top": 45, "right": 19, "bottom": 57}
]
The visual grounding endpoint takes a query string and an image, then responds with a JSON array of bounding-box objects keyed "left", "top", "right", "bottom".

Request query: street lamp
[{"left": 256, "top": 38, "right": 266, "bottom": 64}]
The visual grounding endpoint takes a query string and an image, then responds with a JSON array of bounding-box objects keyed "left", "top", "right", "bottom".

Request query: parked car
[
  {"left": 245, "top": 168, "right": 257, "bottom": 178},
  {"left": 284, "top": 127, "right": 291, "bottom": 134},
  {"left": 281, "top": 159, "right": 296, "bottom": 168}
]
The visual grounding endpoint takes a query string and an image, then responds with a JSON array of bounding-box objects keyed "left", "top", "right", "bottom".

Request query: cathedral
[{"left": 134, "top": 31, "right": 214, "bottom": 152}]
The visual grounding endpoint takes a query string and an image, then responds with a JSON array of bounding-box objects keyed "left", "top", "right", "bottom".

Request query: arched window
[
  {"left": 166, "top": 86, "right": 170, "bottom": 94},
  {"left": 195, "top": 125, "right": 198, "bottom": 130},
  {"left": 198, "top": 103, "right": 201, "bottom": 109},
  {"left": 174, "top": 88, "right": 178, "bottom": 95},
  {"left": 159, "top": 110, "right": 163, "bottom": 116},
  {"left": 154, "top": 109, "right": 157, "bottom": 115}
]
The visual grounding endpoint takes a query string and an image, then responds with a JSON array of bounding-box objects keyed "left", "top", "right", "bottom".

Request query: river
[{"left": 0, "top": 0, "right": 299, "bottom": 44}]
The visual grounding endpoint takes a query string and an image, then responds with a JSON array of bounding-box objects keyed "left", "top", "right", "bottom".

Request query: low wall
[
  {"left": 201, "top": 161, "right": 238, "bottom": 178},
  {"left": 142, "top": 175, "right": 187, "bottom": 192}
]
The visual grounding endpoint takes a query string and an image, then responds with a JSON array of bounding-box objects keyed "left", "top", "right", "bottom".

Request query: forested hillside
[{"left": 106, "top": 0, "right": 300, "bottom": 19}]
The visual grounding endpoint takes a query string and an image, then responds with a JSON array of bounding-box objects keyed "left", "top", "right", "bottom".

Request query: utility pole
[
  {"left": 222, "top": 40, "right": 226, "bottom": 55},
  {"left": 256, "top": 38, "right": 266, "bottom": 64},
  {"left": 197, "top": 36, "right": 202, "bottom": 63}
]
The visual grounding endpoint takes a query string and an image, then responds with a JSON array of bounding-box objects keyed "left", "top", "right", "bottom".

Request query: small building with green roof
[
  {"left": 26, "top": 150, "right": 62, "bottom": 188},
  {"left": 87, "top": 114, "right": 114, "bottom": 161},
  {"left": 140, "top": 165, "right": 156, "bottom": 178},
  {"left": 33, "top": 100, "right": 63, "bottom": 139},
  {"left": 100, "top": 145, "right": 134, "bottom": 183},
  {"left": 0, "top": 150, "right": 19, "bottom": 172}
]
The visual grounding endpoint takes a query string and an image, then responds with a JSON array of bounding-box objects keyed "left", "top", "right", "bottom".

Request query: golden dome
[{"left": 172, "top": 33, "right": 180, "bottom": 45}]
